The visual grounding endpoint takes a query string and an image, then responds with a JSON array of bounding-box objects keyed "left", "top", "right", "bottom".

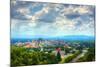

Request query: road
[
  {"left": 70, "top": 50, "right": 87, "bottom": 63},
  {"left": 52, "top": 49, "right": 87, "bottom": 63}
]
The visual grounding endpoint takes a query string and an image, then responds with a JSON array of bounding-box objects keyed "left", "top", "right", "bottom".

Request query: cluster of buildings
[
  {"left": 15, "top": 40, "right": 40, "bottom": 48},
  {"left": 15, "top": 40, "right": 71, "bottom": 49}
]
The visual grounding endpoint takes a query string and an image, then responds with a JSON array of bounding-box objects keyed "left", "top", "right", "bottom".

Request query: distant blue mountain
[
  {"left": 11, "top": 35, "right": 95, "bottom": 41},
  {"left": 11, "top": 35, "right": 95, "bottom": 44},
  {"left": 55, "top": 35, "right": 95, "bottom": 40}
]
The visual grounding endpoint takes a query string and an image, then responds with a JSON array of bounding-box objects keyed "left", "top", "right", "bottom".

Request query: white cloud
[
  {"left": 73, "top": 6, "right": 90, "bottom": 14},
  {"left": 11, "top": 0, "right": 17, "bottom": 6},
  {"left": 54, "top": 17, "right": 75, "bottom": 29},
  {"left": 60, "top": 5, "right": 93, "bottom": 16},
  {"left": 11, "top": 19, "right": 18, "bottom": 30},
  {"left": 17, "top": 7, "right": 30, "bottom": 15},
  {"left": 11, "top": 2, "right": 95, "bottom": 37},
  {"left": 28, "top": 21, "right": 36, "bottom": 27},
  {"left": 31, "top": 4, "right": 51, "bottom": 21},
  {"left": 31, "top": 3, "right": 63, "bottom": 21}
]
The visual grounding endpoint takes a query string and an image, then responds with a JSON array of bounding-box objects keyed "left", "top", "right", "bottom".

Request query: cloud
[
  {"left": 11, "top": 0, "right": 17, "bottom": 6},
  {"left": 61, "top": 5, "right": 93, "bottom": 15},
  {"left": 16, "top": 7, "right": 30, "bottom": 15},
  {"left": 11, "top": 1, "right": 95, "bottom": 38}
]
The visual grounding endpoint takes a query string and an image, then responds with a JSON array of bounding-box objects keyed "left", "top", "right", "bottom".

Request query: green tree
[
  {"left": 77, "top": 48, "right": 95, "bottom": 62},
  {"left": 56, "top": 51, "right": 61, "bottom": 62}
]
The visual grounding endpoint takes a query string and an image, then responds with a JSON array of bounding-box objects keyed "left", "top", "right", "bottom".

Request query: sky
[{"left": 11, "top": 0, "right": 95, "bottom": 38}]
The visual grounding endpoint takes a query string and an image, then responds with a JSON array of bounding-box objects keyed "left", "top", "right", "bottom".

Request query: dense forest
[{"left": 11, "top": 40, "right": 95, "bottom": 66}]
